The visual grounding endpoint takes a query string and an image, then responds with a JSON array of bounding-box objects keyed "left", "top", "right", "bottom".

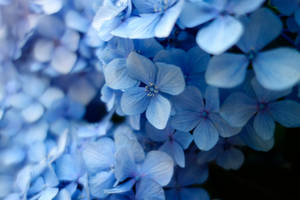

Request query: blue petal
[
  {"left": 121, "top": 87, "right": 150, "bottom": 115},
  {"left": 205, "top": 53, "right": 249, "bottom": 88},
  {"left": 141, "top": 151, "right": 174, "bottom": 186},
  {"left": 173, "top": 86, "right": 204, "bottom": 112},
  {"left": 65, "top": 11, "right": 89, "bottom": 33},
  {"left": 216, "top": 147, "right": 245, "bottom": 170},
  {"left": 253, "top": 112, "right": 275, "bottom": 140},
  {"left": 104, "top": 58, "right": 138, "bottom": 90},
  {"left": 82, "top": 138, "right": 115, "bottom": 173},
  {"left": 196, "top": 15, "right": 243, "bottom": 55},
  {"left": 204, "top": 86, "right": 220, "bottom": 112},
  {"left": 104, "top": 179, "right": 135, "bottom": 194},
  {"left": 295, "top": 7, "right": 300, "bottom": 26},
  {"left": 154, "top": 0, "right": 184, "bottom": 38},
  {"left": 33, "top": 39, "right": 54, "bottom": 62},
  {"left": 241, "top": 123, "right": 274, "bottom": 152},
  {"left": 56, "top": 154, "right": 81, "bottom": 181},
  {"left": 220, "top": 93, "right": 257, "bottom": 127},
  {"left": 146, "top": 122, "right": 169, "bottom": 142},
  {"left": 115, "top": 147, "right": 137, "bottom": 182},
  {"left": 89, "top": 170, "right": 115, "bottom": 199},
  {"left": 174, "top": 131, "right": 193, "bottom": 149},
  {"left": 237, "top": 8, "right": 282, "bottom": 52},
  {"left": 271, "top": 0, "right": 298, "bottom": 15},
  {"left": 177, "top": 164, "right": 209, "bottom": 186},
  {"left": 153, "top": 48, "right": 187, "bottom": 71},
  {"left": 269, "top": 100, "right": 300, "bottom": 127},
  {"left": 253, "top": 48, "right": 300, "bottom": 90},
  {"left": 56, "top": 189, "right": 71, "bottom": 200},
  {"left": 171, "top": 111, "right": 201, "bottom": 132},
  {"left": 134, "top": 38, "right": 163, "bottom": 58},
  {"left": 38, "top": 187, "right": 58, "bottom": 200},
  {"left": 127, "top": 52, "right": 157, "bottom": 84},
  {"left": 50, "top": 46, "right": 77, "bottom": 74},
  {"left": 187, "top": 46, "right": 210, "bottom": 73},
  {"left": 146, "top": 94, "right": 171, "bottom": 129},
  {"left": 155, "top": 62, "right": 185, "bottom": 95},
  {"left": 28, "top": 142, "right": 46, "bottom": 163},
  {"left": 226, "top": 0, "right": 265, "bottom": 15},
  {"left": 179, "top": 1, "right": 218, "bottom": 28},
  {"left": 160, "top": 141, "right": 185, "bottom": 167},
  {"left": 135, "top": 178, "right": 165, "bottom": 200},
  {"left": 193, "top": 119, "right": 219, "bottom": 151},
  {"left": 251, "top": 78, "right": 292, "bottom": 102},
  {"left": 209, "top": 113, "right": 241, "bottom": 138},
  {"left": 21, "top": 102, "right": 44, "bottom": 123},
  {"left": 112, "top": 13, "right": 161, "bottom": 39}
]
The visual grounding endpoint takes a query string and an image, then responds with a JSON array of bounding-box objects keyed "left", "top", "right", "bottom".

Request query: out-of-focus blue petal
[
  {"left": 160, "top": 141, "right": 185, "bottom": 167},
  {"left": 50, "top": 46, "right": 77, "bottom": 74},
  {"left": 179, "top": 1, "right": 218, "bottom": 28},
  {"left": 269, "top": 100, "right": 300, "bottom": 127},
  {"left": 21, "top": 102, "right": 44, "bottom": 123},
  {"left": 121, "top": 87, "right": 150, "bottom": 115},
  {"left": 28, "top": 142, "right": 46, "bottom": 163},
  {"left": 141, "top": 151, "right": 174, "bottom": 186},
  {"left": 154, "top": 0, "right": 184, "bottom": 38},
  {"left": 56, "top": 154, "right": 81, "bottom": 181},
  {"left": 237, "top": 8, "right": 282, "bottom": 53},
  {"left": 89, "top": 170, "right": 115, "bottom": 199},
  {"left": 135, "top": 178, "right": 165, "bottom": 200},
  {"left": 196, "top": 15, "right": 243, "bottom": 55},
  {"left": 180, "top": 188, "right": 210, "bottom": 200},
  {"left": 65, "top": 11, "right": 89, "bottom": 33},
  {"left": 171, "top": 111, "right": 200, "bottom": 132},
  {"left": 226, "top": 0, "right": 265, "bottom": 15},
  {"left": 155, "top": 62, "right": 185, "bottom": 95},
  {"left": 193, "top": 119, "right": 219, "bottom": 151},
  {"left": 39, "top": 87, "right": 64, "bottom": 109},
  {"left": 104, "top": 58, "right": 138, "bottom": 90},
  {"left": 216, "top": 147, "right": 245, "bottom": 170},
  {"left": 205, "top": 53, "right": 249, "bottom": 88},
  {"left": 146, "top": 94, "right": 171, "bottom": 129},
  {"left": 33, "top": 39, "right": 54, "bottom": 63},
  {"left": 220, "top": 93, "right": 257, "bottom": 127},
  {"left": 188, "top": 46, "right": 210, "bottom": 73},
  {"left": 37, "top": 0, "right": 63, "bottom": 15},
  {"left": 153, "top": 48, "right": 187, "bottom": 71},
  {"left": 127, "top": 52, "right": 157, "bottom": 84},
  {"left": 253, "top": 112, "right": 275, "bottom": 140},
  {"left": 253, "top": 48, "right": 300, "bottom": 90},
  {"left": 134, "top": 38, "right": 163, "bottom": 58},
  {"left": 251, "top": 78, "right": 292, "bottom": 102},
  {"left": 112, "top": 13, "right": 161, "bottom": 39},
  {"left": 56, "top": 189, "right": 71, "bottom": 200},
  {"left": 241, "top": 123, "right": 274, "bottom": 151},
  {"left": 173, "top": 86, "right": 204, "bottom": 112},
  {"left": 146, "top": 122, "right": 169, "bottom": 142},
  {"left": 295, "top": 7, "right": 300, "bottom": 26},
  {"left": 174, "top": 131, "right": 193, "bottom": 149},
  {"left": 177, "top": 164, "right": 209, "bottom": 186},
  {"left": 82, "top": 137, "right": 115, "bottom": 173},
  {"left": 60, "top": 29, "right": 80, "bottom": 52},
  {"left": 271, "top": 0, "right": 298, "bottom": 15}
]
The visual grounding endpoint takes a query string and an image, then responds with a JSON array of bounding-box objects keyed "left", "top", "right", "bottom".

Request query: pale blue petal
[
  {"left": 112, "top": 14, "right": 161, "bottom": 39},
  {"left": 146, "top": 95, "right": 171, "bottom": 130},
  {"left": 39, "top": 187, "right": 58, "bottom": 200},
  {"left": 155, "top": 62, "right": 185, "bottom": 95},
  {"left": 127, "top": 51, "right": 157, "bottom": 84},
  {"left": 104, "top": 58, "right": 138, "bottom": 90},
  {"left": 193, "top": 119, "right": 219, "bottom": 151},
  {"left": 204, "top": 86, "right": 219, "bottom": 112},
  {"left": 21, "top": 102, "right": 44, "bottom": 123},
  {"left": 28, "top": 142, "right": 46, "bottom": 163},
  {"left": 253, "top": 112, "right": 275, "bottom": 140},
  {"left": 134, "top": 38, "right": 163, "bottom": 58},
  {"left": 237, "top": 8, "right": 282, "bottom": 52},
  {"left": 50, "top": 46, "right": 77, "bottom": 74},
  {"left": 187, "top": 46, "right": 210, "bottom": 73},
  {"left": 89, "top": 170, "right": 115, "bottom": 199},
  {"left": 56, "top": 154, "right": 81, "bottom": 181},
  {"left": 56, "top": 189, "right": 71, "bottom": 200},
  {"left": 115, "top": 148, "right": 137, "bottom": 182},
  {"left": 220, "top": 93, "right": 257, "bottom": 127},
  {"left": 136, "top": 178, "right": 165, "bottom": 200},
  {"left": 173, "top": 86, "right": 204, "bottom": 112},
  {"left": 65, "top": 11, "right": 89, "bottom": 33},
  {"left": 253, "top": 48, "right": 300, "bottom": 90},
  {"left": 209, "top": 113, "right": 241, "bottom": 138},
  {"left": 269, "top": 100, "right": 300, "bottom": 127},
  {"left": 205, "top": 53, "right": 249, "bottom": 88},
  {"left": 104, "top": 179, "right": 135, "bottom": 194},
  {"left": 141, "top": 151, "right": 174, "bottom": 186},
  {"left": 196, "top": 15, "right": 243, "bottom": 55},
  {"left": 154, "top": 0, "right": 184, "bottom": 38},
  {"left": 226, "top": 0, "right": 265, "bottom": 15},
  {"left": 179, "top": 1, "right": 218, "bottom": 28},
  {"left": 160, "top": 141, "right": 185, "bottom": 167},
  {"left": 121, "top": 87, "right": 150, "bottom": 115}
]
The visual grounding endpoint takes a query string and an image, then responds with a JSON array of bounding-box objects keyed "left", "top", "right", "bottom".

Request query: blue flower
[
  {"left": 179, "top": 0, "right": 265, "bottom": 54},
  {"left": 220, "top": 78, "right": 300, "bottom": 140},
  {"left": 120, "top": 52, "right": 185, "bottom": 129},
  {"left": 146, "top": 122, "right": 193, "bottom": 167},
  {"left": 205, "top": 8, "right": 300, "bottom": 90},
  {"left": 112, "top": 0, "right": 184, "bottom": 39},
  {"left": 172, "top": 86, "right": 241, "bottom": 151}
]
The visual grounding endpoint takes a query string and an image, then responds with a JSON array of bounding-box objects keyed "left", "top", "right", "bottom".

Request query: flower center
[
  {"left": 153, "top": 0, "right": 170, "bottom": 12},
  {"left": 145, "top": 82, "right": 159, "bottom": 97},
  {"left": 201, "top": 110, "right": 210, "bottom": 119},
  {"left": 257, "top": 102, "right": 268, "bottom": 112},
  {"left": 247, "top": 50, "right": 257, "bottom": 61}
]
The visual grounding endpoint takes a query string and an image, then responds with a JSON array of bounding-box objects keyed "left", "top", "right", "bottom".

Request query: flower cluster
[{"left": 1, "top": 0, "right": 300, "bottom": 199}]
